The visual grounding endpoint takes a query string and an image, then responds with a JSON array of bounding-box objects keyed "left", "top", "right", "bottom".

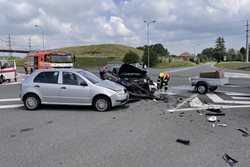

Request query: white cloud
[{"left": 1, "top": 0, "right": 250, "bottom": 55}]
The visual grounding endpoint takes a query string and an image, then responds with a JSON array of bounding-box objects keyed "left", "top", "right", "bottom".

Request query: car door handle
[
  {"left": 61, "top": 86, "right": 66, "bottom": 89},
  {"left": 34, "top": 85, "right": 40, "bottom": 88}
]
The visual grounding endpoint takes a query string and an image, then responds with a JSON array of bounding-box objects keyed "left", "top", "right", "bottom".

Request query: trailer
[
  {"left": 190, "top": 76, "right": 229, "bottom": 94},
  {"left": 0, "top": 60, "right": 17, "bottom": 84}
]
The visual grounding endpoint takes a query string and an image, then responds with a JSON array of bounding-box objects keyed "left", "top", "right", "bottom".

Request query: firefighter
[
  {"left": 23, "top": 62, "right": 28, "bottom": 74},
  {"left": 157, "top": 72, "right": 170, "bottom": 92}
]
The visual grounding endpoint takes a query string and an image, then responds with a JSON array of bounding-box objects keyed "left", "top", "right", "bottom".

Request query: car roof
[{"left": 36, "top": 68, "right": 85, "bottom": 72}]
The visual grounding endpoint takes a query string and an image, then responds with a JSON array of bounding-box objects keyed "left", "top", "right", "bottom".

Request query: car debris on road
[
  {"left": 223, "top": 153, "right": 238, "bottom": 166},
  {"left": 176, "top": 139, "right": 190, "bottom": 145},
  {"left": 236, "top": 128, "right": 249, "bottom": 137}
]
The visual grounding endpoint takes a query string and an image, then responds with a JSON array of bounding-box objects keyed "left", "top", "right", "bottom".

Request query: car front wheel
[
  {"left": 93, "top": 96, "right": 111, "bottom": 112},
  {"left": 24, "top": 94, "right": 41, "bottom": 110}
]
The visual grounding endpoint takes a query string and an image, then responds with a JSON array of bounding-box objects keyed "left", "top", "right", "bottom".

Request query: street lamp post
[
  {"left": 144, "top": 20, "right": 156, "bottom": 68},
  {"left": 34, "top": 25, "right": 45, "bottom": 51}
]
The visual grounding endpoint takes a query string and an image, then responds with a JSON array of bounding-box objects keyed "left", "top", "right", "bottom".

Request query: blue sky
[{"left": 0, "top": 0, "right": 249, "bottom": 55}]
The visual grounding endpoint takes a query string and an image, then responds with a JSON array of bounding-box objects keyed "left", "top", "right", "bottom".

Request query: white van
[{"left": 0, "top": 60, "right": 17, "bottom": 84}]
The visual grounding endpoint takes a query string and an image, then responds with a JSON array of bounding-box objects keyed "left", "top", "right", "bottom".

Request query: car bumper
[{"left": 111, "top": 93, "right": 129, "bottom": 107}]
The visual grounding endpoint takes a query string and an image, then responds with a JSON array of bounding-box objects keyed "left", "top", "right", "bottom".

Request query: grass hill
[{"left": 57, "top": 44, "right": 144, "bottom": 57}]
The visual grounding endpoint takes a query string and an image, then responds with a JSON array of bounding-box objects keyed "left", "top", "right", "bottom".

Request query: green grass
[
  {"left": 156, "top": 60, "right": 195, "bottom": 69},
  {"left": 57, "top": 44, "right": 143, "bottom": 57},
  {"left": 74, "top": 56, "right": 122, "bottom": 69},
  {"left": 214, "top": 61, "right": 250, "bottom": 71},
  {"left": 15, "top": 58, "right": 25, "bottom": 66}
]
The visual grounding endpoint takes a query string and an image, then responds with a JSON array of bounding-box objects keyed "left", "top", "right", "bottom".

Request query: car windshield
[
  {"left": 50, "top": 54, "right": 73, "bottom": 63},
  {"left": 77, "top": 70, "right": 101, "bottom": 84}
]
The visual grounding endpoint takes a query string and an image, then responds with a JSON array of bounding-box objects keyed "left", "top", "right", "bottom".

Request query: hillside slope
[{"left": 57, "top": 44, "right": 143, "bottom": 57}]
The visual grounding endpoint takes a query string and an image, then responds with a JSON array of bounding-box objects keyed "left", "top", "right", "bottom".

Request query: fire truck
[
  {"left": 0, "top": 60, "right": 17, "bottom": 84},
  {"left": 26, "top": 51, "right": 74, "bottom": 73}
]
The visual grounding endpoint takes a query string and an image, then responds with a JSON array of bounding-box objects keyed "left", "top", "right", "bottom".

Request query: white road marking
[
  {"left": 176, "top": 94, "right": 197, "bottom": 109},
  {"left": 206, "top": 93, "right": 250, "bottom": 104},
  {"left": 224, "top": 72, "right": 250, "bottom": 78},
  {"left": 167, "top": 104, "right": 250, "bottom": 112},
  {"left": 231, "top": 96, "right": 250, "bottom": 100},
  {"left": 0, "top": 98, "right": 20, "bottom": 102},
  {"left": 223, "top": 91, "right": 250, "bottom": 96},
  {"left": 0, "top": 104, "right": 23, "bottom": 109},
  {"left": 189, "top": 96, "right": 203, "bottom": 107}
]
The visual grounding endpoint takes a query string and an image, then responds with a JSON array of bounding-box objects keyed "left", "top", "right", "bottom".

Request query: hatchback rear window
[{"left": 34, "top": 71, "right": 59, "bottom": 84}]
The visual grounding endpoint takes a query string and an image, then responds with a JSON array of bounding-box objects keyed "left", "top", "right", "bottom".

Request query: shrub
[{"left": 123, "top": 51, "right": 140, "bottom": 64}]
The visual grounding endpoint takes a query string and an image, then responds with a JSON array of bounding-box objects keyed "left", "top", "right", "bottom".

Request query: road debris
[
  {"left": 236, "top": 128, "right": 249, "bottom": 137},
  {"left": 206, "top": 108, "right": 222, "bottom": 113},
  {"left": 176, "top": 139, "right": 190, "bottom": 145},
  {"left": 205, "top": 112, "right": 226, "bottom": 116},
  {"left": 212, "top": 123, "right": 227, "bottom": 128},
  {"left": 178, "top": 97, "right": 183, "bottom": 103},
  {"left": 223, "top": 154, "right": 238, "bottom": 166},
  {"left": 196, "top": 110, "right": 204, "bottom": 115},
  {"left": 207, "top": 116, "right": 217, "bottom": 122},
  {"left": 217, "top": 124, "right": 227, "bottom": 127}
]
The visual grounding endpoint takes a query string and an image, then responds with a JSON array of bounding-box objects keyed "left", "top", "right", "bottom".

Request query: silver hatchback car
[{"left": 20, "top": 69, "right": 129, "bottom": 111}]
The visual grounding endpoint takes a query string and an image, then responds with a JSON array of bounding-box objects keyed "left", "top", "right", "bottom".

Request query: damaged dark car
[{"left": 104, "top": 63, "right": 156, "bottom": 98}]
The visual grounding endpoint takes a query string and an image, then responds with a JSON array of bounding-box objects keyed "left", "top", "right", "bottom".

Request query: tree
[
  {"left": 153, "top": 43, "right": 169, "bottom": 57},
  {"left": 240, "top": 47, "right": 246, "bottom": 61},
  {"left": 215, "top": 37, "right": 226, "bottom": 51},
  {"left": 142, "top": 48, "right": 159, "bottom": 67},
  {"left": 197, "top": 54, "right": 208, "bottom": 63},
  {"left": 201, "top": 47, "right": 215, "bottom": 60},
  {"left": 123, "top": 51, "right": 140, "bottom": 64},
  {"left": 214, "top": 37, "right": 226, "bottom": 62},
  {"left": 226, "top": 48, "right": 236, "bottom": 61}
]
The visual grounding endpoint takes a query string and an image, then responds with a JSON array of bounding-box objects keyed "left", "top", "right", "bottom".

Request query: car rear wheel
[
  {"left": 93, "top": 96, "right": 111, "bottom": 112},
  {"left": 24, "top": 94, "right": 41, "bottom": 110}
]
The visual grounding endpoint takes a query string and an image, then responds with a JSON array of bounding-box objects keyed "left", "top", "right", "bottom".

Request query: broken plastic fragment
[
  {"left": 176, "top": 139, "right": 190, "bottom": 145},
  {"left": 217, "top": 124, "right": 227, "bottom": 127},
  {"left": 206, "top": 113, "right": 225, "bottom": 116},
  {"left": 223, "top": 154, "right": 238, "bottom": 166},
  {"left": 236, "top": 128, "right": 249, "bottom": 137},
  {"left": 206, "top": 108, "right": 222, "bottom": 113},
  {"left": 207, "top": 116, "right": 217, "bottom": 122}
]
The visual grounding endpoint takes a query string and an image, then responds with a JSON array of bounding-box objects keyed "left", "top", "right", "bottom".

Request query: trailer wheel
[
  {"left": 196, "top": 82, "right": 208, "bottom": 94},
  {"left": 209, "top": 86, "right": 217, "bottom": 91}
]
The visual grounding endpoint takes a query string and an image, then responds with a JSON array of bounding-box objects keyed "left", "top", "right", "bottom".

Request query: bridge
[{"left": 0, "top": 49, "right": 29, "bottom": 54}]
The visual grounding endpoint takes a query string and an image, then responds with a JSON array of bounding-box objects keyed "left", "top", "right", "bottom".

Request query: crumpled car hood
[
  {"left": 118, "top": 64, "right": 147, "bottom": 76},
  {"left": 95, "top": 79, "right": 124, "bottom": 91}
]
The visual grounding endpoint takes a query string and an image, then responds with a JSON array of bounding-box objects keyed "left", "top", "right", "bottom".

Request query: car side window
[
  {"left": 34, "top": 71, "right": 59, "bottom": 84},
  {"left": 63, "top": 72, "right": 85, "bottom": 86}
]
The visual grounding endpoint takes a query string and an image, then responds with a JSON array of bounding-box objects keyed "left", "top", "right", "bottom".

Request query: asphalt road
[{"left": 0, "top": 64, "right": 250, "bottom": 167}]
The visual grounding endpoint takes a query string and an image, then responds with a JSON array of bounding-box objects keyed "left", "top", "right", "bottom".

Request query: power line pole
[
  {"left": 7, "top": 33, "right": 12, "bottom": 56},
  {"left": 246, "top": 20, "right": 249, "bottom": 62}
]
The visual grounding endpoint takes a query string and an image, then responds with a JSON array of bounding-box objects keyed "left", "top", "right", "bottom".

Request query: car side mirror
[{"left": 80, "top": 81, "right": 88, "bottom": 86}]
